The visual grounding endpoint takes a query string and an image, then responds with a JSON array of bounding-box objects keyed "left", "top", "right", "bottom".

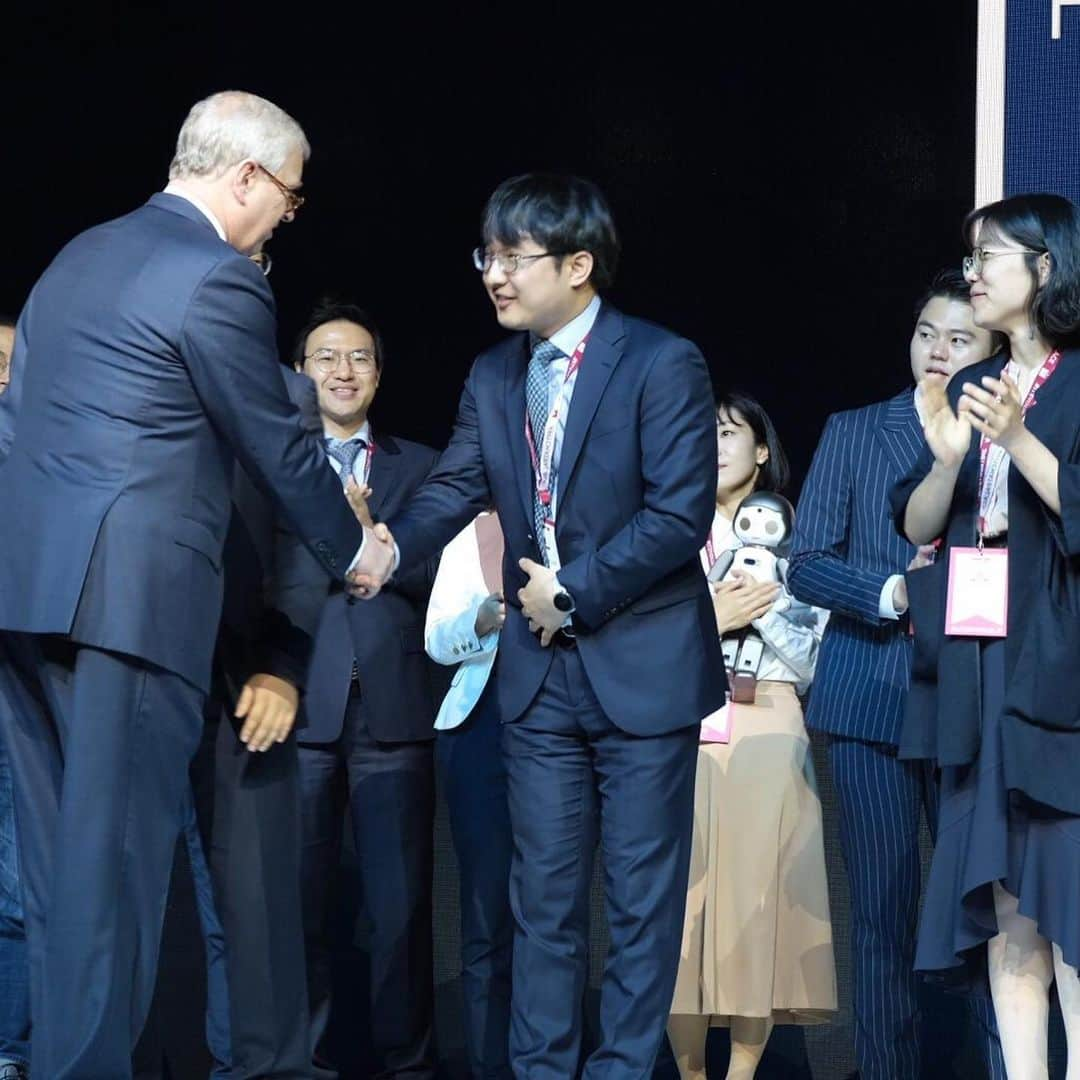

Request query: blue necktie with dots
[{"left": 525, "top": 340, "right": 563, "bottom": 564}]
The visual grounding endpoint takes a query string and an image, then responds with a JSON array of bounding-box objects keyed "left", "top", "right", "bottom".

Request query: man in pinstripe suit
[{"left": 789, "top": 270, "right": 1005, "bottom": 1079}]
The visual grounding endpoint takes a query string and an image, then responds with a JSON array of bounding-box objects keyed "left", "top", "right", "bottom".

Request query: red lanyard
[
  {"left": 524, "top": 335, "right": 589, "bottom": 513},
  {"left": 977, "top": 350, "right": 1060, "bottom": 535}
]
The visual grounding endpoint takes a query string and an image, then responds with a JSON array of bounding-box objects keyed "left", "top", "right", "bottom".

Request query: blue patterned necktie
[
  {"left": 525, "top": 339, "right": 563, "bottom": 564},
  {"left": 324, "top": 437, "right": 367, "bottom": 490}
]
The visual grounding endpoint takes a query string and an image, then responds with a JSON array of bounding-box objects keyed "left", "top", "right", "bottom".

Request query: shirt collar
[
  {"left": 913, "top": 384, "right": 926, "bottom": 428},
  {"left": 324, "top": 419, "right": 371, "bottom": 446},
  {"left": 162, "top": 184, "right": 228, "bottom": 242},
  {"left": 541, "top": 295, "right": 602, "bottom": 358}
]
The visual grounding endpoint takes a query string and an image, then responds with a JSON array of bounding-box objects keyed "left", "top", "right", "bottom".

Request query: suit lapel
[
  {"left": 557, "top": 305, "right": 624, "bottom": 495},
  {"left": 503, "top": 338, "right": 536, "bottom": 530},
  {"left": 873, "top": 389, "right": 922, "bottom": 474},
  {"left": 364, "top": 429, "right": 399, "bottom": 522}
]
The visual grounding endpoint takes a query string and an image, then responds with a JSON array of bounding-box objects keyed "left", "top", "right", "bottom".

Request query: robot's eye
[
  {"left": 765, "top": 521, "right": 779, "bottom": 534},
  {"left": 738, "top": 517, "right": 751, "bottom": 532}
]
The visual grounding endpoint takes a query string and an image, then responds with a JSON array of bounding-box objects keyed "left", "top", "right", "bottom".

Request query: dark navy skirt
[{"left": 915, "top": 636, "right": 1080, "bottom": 990}]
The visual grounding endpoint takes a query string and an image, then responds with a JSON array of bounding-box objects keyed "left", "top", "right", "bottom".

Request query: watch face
[{"left": 554, "top": 590, "right": 573, "bottom": 612}]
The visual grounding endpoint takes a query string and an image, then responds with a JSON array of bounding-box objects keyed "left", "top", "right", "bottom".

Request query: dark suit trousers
[
  {"left": 500, "top": 644, "right": 698, "bottom": 1080},
  {"left": 299, "top": 691, "right": 435, "bottom": 1079},
  {"left": 192, "top": 699, "right": 311, "bottom": 1079},
  {"left": 436, "top": 689, "right": 514, "bottom": 1080},
  {"left": 0, "top": 633, "right": 203, "bottom": 1080},
  {"left": 826, "top": 736, "right": 1005, "bottom": 1080}
]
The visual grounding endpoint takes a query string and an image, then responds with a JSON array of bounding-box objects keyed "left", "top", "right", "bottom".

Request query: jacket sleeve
[
  {"left": 424, "top": 525, "right": 497, "bottom": 666},
  {"left": 555, "top": 338, "right": 717, "bottom": 629},
  {"left": 788, "top": 411, "right": 899, "bottom": 624},
  {"left": 180, "top": 256, "right": 362, "bottom": 579},
  {"left": 752, "top": 598, "right": 827, "bottom": 692},
  {"left": 389, "top": 365, "right": 494, "bottom": 569}
]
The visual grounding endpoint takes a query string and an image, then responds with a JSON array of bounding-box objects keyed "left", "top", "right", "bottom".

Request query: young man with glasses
[
  {"left": 275, "top": 300, "right": 442, "bottom": 1079},
  {"left": 354, "top": 174, "right": 724, "bottom": 1078},
  {"left": 788, "top": 269, "right": 1006, "bottom": 1080}
]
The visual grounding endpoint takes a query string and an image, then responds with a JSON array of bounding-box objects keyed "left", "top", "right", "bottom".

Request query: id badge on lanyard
[
  {"left": 944, "top": 351, "right": 1061, "bottom": 637},
  {"left": 524, "top": 335, "right": 589, "bottom": 567}
]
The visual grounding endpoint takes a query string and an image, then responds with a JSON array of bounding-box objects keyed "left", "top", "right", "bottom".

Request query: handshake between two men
[{"left": 343, "top": 482, "right": 570, "bottom": 647}]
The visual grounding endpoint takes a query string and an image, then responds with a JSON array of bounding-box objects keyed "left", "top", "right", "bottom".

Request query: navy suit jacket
[
  {"left": 0, "top": 194, "right": 362, "bottom": 693},
  {"left": 788, "top": 389, "right": 921, "bottom": 744},
  {"left": 272, "top": 397, "right": 441, "bottom": 744},
  {"left": 388, "top": 302, "right": 726, "bottom": 735}
]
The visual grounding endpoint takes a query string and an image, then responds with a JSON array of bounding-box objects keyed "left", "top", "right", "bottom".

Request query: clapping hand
[
  {"left": 958, "top": 371, "right": 1026, "bottom": 452},
  {"left": 347, "top": 521, "right": 396, "bottom": 599},
  {"left": 921, "top": 378, "right": 972, "bottom": 470},
  {"left": 344, "top": 478, "right": 375, "bottom": 529}
]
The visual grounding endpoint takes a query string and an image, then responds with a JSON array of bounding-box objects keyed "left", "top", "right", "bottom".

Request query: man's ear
[
  {"left": 566, "top": 250, "right": 594, "bottom": 289},
  {"left": 232, "top": 160, "right": 259, "bottom": 205}
]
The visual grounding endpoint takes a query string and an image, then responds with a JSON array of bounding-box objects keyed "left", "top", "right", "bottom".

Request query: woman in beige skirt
[{"left": 668, "top": 393, "right": 836, "bottom": 1079}]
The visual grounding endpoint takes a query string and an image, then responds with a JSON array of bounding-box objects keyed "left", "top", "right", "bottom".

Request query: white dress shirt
[
  {"left": 425, "top": 516, "right": 501, "bottom": 731},
  {"left": 163, "top": 184, "right": 228, "bottom": 242},
  {"left": 703, "top": 512, "right": 827, "bottom": 693}
]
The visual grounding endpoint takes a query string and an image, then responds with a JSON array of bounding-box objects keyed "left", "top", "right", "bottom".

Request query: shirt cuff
[
  {"left": 879, "top": 574, "right": 905, "bottom": 619},
  {"left": 344, "top": 537, "right": 401, "bottom": 576}
]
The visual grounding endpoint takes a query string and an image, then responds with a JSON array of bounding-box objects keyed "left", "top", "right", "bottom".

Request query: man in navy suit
[
  {"left": 273, "top": 302, "right": 441, "bottom": 1079},
  {"left": 355, "top": 175, "right": 725, "bottom": 1078},
  {"left": 788, "top": 270, "right": 1005, "bottom": 1079},
  {"left": 0, "top": 92, "right": 389, "bottom": 1079}
]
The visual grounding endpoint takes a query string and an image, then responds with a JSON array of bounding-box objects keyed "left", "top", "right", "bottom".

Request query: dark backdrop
[
  {"left": 3, "top": 1, "right": 978, "bottom": 491},
  {"left": 5, "top": 5, "right": 1008, "bottom": 1077}
]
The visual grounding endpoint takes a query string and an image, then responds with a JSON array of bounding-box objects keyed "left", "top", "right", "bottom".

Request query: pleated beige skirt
[{"left": 671, "top": 680, "right": 837, "bottom": 1025}]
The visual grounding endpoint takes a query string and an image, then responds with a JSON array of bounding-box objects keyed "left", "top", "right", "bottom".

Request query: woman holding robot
[{"left": 667, "top": 392, "right": 836, "bottom": 1079}]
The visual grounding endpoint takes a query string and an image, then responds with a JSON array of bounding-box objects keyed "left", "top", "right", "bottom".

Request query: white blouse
[{"left": 701, "top": 511, "right": 827, "bottom": 694}]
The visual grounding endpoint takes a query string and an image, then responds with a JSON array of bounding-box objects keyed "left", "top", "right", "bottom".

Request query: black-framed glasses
[
  {"left": 963, "top": 246, "right": 1043, "bottom": 276},
  {"left": 471, "top": 247, "right": 570, "bottom": 275},
  {"left": 305, "top": 348, "right": 378, "bottom": 374},
  {"left": 255, "top": 162, "right": 305, "bottom": 214}
]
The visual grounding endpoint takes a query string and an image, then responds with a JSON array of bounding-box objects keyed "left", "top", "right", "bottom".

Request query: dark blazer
[
  {"left": 788, "top": 390, "right": 922, "bottom": 744},
  {"left": 387, "top": 302, "right": 726, "bottom": 735},
  {"left": 890, "top": 350, "right": 1080, "bottom": 814},
  {"left": 273, "top": 402, "right": 441, "bottom": 744},
  {"left": 0, "top": 194, "right": 361, "bottom": 693}
]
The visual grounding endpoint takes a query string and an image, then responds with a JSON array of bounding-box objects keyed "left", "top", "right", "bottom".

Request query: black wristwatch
[{"left": 553, "top": 587, "right": 576, "bottom": 614}]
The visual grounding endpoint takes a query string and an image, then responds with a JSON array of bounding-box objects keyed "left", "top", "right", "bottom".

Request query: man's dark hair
[
  {"left": 290, "top": 299, "right": 385, "bottom": 371},
  {"left": 482, "top": 173, "right": 621, "bottom": 290},
  {"left": 715, "top": 390, "right": 791, "bottom": 495},
  {"left": 963, "top": 192, "right": 1080, "bottom": 347},
  {"left": 912, "top": 268, "right": 972, "bottom": 318},
  {"left": 913, "top": 268, "right": 1007, "bottom": 355}
]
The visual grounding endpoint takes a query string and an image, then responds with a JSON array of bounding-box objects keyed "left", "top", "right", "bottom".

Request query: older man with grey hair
[{"left": 0, "top": 90, "right": 389, "bottom": 1079}]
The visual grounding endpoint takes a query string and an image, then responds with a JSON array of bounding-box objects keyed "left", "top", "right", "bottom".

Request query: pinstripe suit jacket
[{"left": 787, "top": 390, "right": 920, "bottom": 744}]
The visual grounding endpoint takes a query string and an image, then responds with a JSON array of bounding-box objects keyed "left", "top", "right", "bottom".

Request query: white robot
[{"left": 707, "top": 491, "right": 795, "bottom": 699}]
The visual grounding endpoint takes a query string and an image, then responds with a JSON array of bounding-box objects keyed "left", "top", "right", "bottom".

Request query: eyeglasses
[
  {"left": 963, "top": 246, "right": 1043, "bottom": 276},
  {"left": 255, "top": 163, "right": 305, "bottom": 214},
  {"left": 471, "top": 247, "right": 570, "bottom": 275},
  {"left": 305, "top": 348, "right": 378, "bottom": 374},
  {"left": 249, "top": 251, "right": 272, "bottom": 277}
]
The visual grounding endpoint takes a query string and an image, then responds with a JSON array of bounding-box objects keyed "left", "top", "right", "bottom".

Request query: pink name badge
[
  {"left": 944, "top": 546, "right": 1008, "bottom": 637},
  {"left": 700, "top": 703, "right": 733, "bottom": 744}
]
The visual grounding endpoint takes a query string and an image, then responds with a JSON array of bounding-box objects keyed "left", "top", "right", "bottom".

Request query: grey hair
[{"left": 168, "top": 90, "right": 310, "bottom": 180}]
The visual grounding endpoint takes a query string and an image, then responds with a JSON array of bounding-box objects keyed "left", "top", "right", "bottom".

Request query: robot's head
[{"left": 733, "top": 491, "right": 795, "bottom": 549}]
